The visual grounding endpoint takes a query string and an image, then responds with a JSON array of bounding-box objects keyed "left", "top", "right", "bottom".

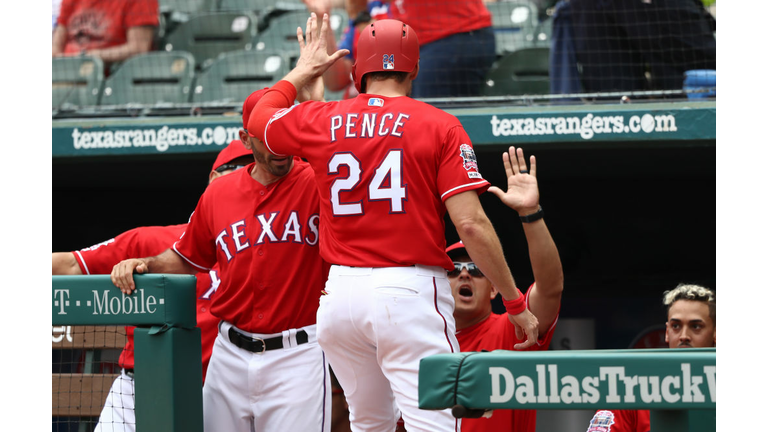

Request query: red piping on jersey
[{"left": 432, "top": 278, "right": 454, "bottom": 354}]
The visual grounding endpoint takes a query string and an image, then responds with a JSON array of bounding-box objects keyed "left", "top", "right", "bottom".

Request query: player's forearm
[
  {"left": 523, "top": 220, "right": 563, "bottom": 297},
  {"left": 52, "top": 252, "right": 83, "bottom": 275},
  {"left": 143, "top": 249, "right": 195, "bottom": 275},
  {"left": 447, "top": 193, "right": 520, "bottom": 300}
]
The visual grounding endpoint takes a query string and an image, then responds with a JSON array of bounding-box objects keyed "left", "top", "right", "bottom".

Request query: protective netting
[
  {"left": 52, "top": 326, "right": 128, "bottom": 432},
  {"left": 52, "top": 0, "right": 715, "bottom": 111}
]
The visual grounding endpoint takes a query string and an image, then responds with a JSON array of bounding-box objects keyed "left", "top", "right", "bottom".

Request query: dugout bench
[
  {"left": 419, "top": 348, "right": 716, "bottom": 432},
  {"left": 52, "top": 274, "right": 204, "bottom": 432}
]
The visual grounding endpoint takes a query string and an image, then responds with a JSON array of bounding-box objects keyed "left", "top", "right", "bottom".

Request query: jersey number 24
[{"left": 328, "top": 150, "right": 406, "bottom": 216}]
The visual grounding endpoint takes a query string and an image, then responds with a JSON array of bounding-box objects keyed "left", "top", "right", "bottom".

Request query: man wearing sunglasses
[{"left": 447, "top": 146, "right": 564, "bottom": 432}]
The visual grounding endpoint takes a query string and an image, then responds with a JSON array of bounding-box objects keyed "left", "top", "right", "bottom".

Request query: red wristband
[{"left": 503, "top": 288, "right": 526, "bottom": 315}]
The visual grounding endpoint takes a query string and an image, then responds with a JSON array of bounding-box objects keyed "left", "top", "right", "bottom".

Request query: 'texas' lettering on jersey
[
  {"left": 215, "top": 211, "right": 320, "bottom": 261},
  {"left": 329, "top": 112, "right": 410, "bottom": 142}
]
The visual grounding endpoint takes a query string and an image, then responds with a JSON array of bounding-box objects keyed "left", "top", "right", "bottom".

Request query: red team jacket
[
  {"left": 251, "top": 88, "right": 490, "bottom": 269},
  {"left": 456, "top": 288, "right": 559, "bottom": 432},
  {"left": 173, "top": 161, "right": 328, "bottom": 334},
  {"left": 73, "top": 224, "right": 220, "bottom": 382}
]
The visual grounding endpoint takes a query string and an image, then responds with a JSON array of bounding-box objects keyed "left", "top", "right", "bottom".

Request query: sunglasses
[
  {"left": 216, "top": 164, "right": 247, "bottom": 173},
  {"left": 447, "top": 262, "right": 484, "bottom": 278}
]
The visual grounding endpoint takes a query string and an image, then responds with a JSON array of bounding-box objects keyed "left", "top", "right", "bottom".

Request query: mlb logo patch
[
  {"left": 368, "top": 98, "right": 384, "bottom": 107},
  {"left": 383, "top": 54, "right": 394, "bottom": 70}
]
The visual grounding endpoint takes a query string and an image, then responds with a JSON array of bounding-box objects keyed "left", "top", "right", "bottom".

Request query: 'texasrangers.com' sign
[{"left": 490, "top": 113, "right": 677, "bottom": 140}]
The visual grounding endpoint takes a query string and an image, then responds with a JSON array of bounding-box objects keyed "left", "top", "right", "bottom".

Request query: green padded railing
[
  {"left": 419, "top": 348, "right": 715, "bottom": 432},
  {"left": 52, "top": 274, "right": 204, "bottom": 432}
]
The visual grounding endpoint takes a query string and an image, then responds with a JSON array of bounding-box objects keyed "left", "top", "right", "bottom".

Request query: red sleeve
[
  {"left": 172, "top": 196, "right": 218, "bottom": 272},
  {"left": 437, "top": 124, "right": 490, "bottom": 201},
  {"left": 56, "top": 0, "right": 74, "bottom": 26},
  {"left": 248, "top": 80, "right": 298, "bottom": 152},
  {"left": 125, "top": 0, "right": 159, "bottom": 27},
  {"left": 73, "top": 226, "right": 182, "bottom": 274}
]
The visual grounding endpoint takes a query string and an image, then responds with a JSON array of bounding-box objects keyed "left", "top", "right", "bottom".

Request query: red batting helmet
[{"left": 352, "top": 19, "right": 420, "bottom": 94}]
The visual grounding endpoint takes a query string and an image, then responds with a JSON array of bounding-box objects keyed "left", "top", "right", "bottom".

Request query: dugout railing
[
  {"left": 52, "top": 274, "right": 204, "bottom": 432},
  {"left": 419, "top": 348, "right": 716, "bottom": 432}
]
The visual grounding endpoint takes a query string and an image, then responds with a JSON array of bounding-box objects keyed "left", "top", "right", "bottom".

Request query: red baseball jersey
[
  {"left": 73, "top": 224, "right": 220, "bottom": 382},
  {"left": 254, "top": 91, "right": 490, "bottom": 270},
  {"left": 173, "top": 161, "right": 327, "bottom": 334},
  {"left": 455, "top": 288, "right": 558, "bottom": 432},
  {"left": 587, "top": 410, "right": 650, "bottom": 432}
]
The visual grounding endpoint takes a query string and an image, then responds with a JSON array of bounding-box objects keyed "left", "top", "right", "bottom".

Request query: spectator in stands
[
  {"left": 586, "top": 283, "right": 716, "bottom": 432},
  {"left": 373, "top": 0, "right": 497, "bottom": 98},
  {"left": 448, "top": 146, "right": 563, "bottom": 432},
  {"left": 52, "top": 0, "right": 159, "bottom": 66},
  {"left": 302, "top": 0, "right": 375, "bottom": 99},
  {"left": 568, "top": 0, "right": 716, "bottom": 95}
]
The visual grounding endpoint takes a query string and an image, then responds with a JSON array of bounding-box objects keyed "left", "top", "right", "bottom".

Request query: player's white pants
[
  {"left": 317, "top": 265, "right": 460, "bottom": 432},
  {"left": 203, "top": 322, "right": 331, "bottom": 432},
  {"left": 94, "top": 369, "right": 135, "bottom": 432}
]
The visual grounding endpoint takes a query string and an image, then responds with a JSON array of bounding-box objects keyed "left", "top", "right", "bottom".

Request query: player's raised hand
[
  {"left": 111, "top": 258, "right": 149, "bottom": 295},
  {"left": 507, "top": 308, "right": 540, "bottom": 350},
  {"left": 487, "top": 146, "right": 540, "bottom": 215},
  {"left": 295, "top": 13, "right": 349, "bottom": 79}
]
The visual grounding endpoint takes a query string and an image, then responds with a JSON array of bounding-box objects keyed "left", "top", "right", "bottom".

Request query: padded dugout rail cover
[{"left": 418, "top": 348, "right": 715, "bottom": 411}]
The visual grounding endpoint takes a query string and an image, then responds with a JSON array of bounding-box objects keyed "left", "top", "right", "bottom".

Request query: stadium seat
[
  {"left": 482, "top": 46, "right": 550, "bottom": 96},
  {"left": 486, "top": 0, "right": 540, "bottom": 55},
  {"left": 192, "top": 50, "right": 290, "bottom": 103},
  {"left": 100, "top": 51, "right": 196, "bottom": 105},
  {"left": 52, "top": 56, "right": 105, "bottom": 109},
  {"left": 162, "top": 11, "right": 259, "bottom": 69},
  {"left": 158, "top": 0, "right": 216, "bottom": 15},
  {"left": 254, "top": 9, "right": 346, "bottom": 64}
]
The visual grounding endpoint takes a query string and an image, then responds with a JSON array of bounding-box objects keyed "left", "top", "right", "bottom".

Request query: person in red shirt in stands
[{"left": 52, "top": 0, "right": 158, "bottom": 66}]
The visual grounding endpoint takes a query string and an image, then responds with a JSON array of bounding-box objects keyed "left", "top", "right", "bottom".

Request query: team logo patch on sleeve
[
  {"left": 383, "top": 54, "right": 394, "bottom": 70},
  {"left": 368, "top": 98, "right": 384, "bottom": 107},
  {"left": 586, "top": 410, "right": 615, "bottom": 432},
  {"left": 459, "top": 144, "right": 479, "bottom": 171}
]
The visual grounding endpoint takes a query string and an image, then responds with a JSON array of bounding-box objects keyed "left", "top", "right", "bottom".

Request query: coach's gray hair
[{"left": 663, "top": 284, "right": 716, "bottom": 324}]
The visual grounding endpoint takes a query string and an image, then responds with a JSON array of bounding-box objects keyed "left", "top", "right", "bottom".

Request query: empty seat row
[{"left": 53, "top": 49, "right": 293, "bottom": 109}]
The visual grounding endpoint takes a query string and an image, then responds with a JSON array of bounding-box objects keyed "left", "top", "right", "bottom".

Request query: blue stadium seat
[
  {"left": 192, "top": 50, "right": 291, "bottom": 103},
  {"left": 100, "top": 51, "right": 196, "bottom": 105},
  {"left": 52, "top": 56, "right": 105, "bottom": 109}
]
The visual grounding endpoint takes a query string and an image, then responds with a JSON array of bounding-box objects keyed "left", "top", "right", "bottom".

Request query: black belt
[{"left": 228, "top": 327, "right": 308, "bottom": 353}]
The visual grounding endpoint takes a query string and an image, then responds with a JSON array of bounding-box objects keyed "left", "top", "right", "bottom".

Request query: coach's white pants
[
  {"left": 317, "top": 265, "right": 460, "bottom": 432},
  {"left": 203, "top": 322, "right": 331, "bottom": 432},
  {"left": 94, "top": 369, "right": 135, "bottom": 432}
]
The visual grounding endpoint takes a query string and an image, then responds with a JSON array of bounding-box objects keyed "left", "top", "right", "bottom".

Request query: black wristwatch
[{"left": 519, "top": 206, "right": 544, "bottom": 223}]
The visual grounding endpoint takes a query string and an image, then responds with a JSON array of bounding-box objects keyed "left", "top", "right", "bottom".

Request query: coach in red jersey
[
  {"left": 448, "top": 146, "right": 564, "bottom": 432},
  {"left": 52, "top": 139, "right": 252, "bottom": 432},
  {"left": 248, "top": 15, "right": 540, "bottom": 432},
  {"left": 111, "top": 89, "right": 331, "bottom": 432}
]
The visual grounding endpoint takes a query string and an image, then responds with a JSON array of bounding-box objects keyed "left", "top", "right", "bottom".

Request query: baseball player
[
  {"left": 110, "top": 88, "right": 331, "bottom": 432},
  {"left": 586, "top": 284, "right": 716, "bottom": 432},
  {"left": 247, "top": 14, "right": 540, "bottom": 431},
  {"left": 51, "top": 139, "right": 253, "bottom": 432},
  {"left": 448, "top": 146, "right": 564, "bottom": 432}
]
